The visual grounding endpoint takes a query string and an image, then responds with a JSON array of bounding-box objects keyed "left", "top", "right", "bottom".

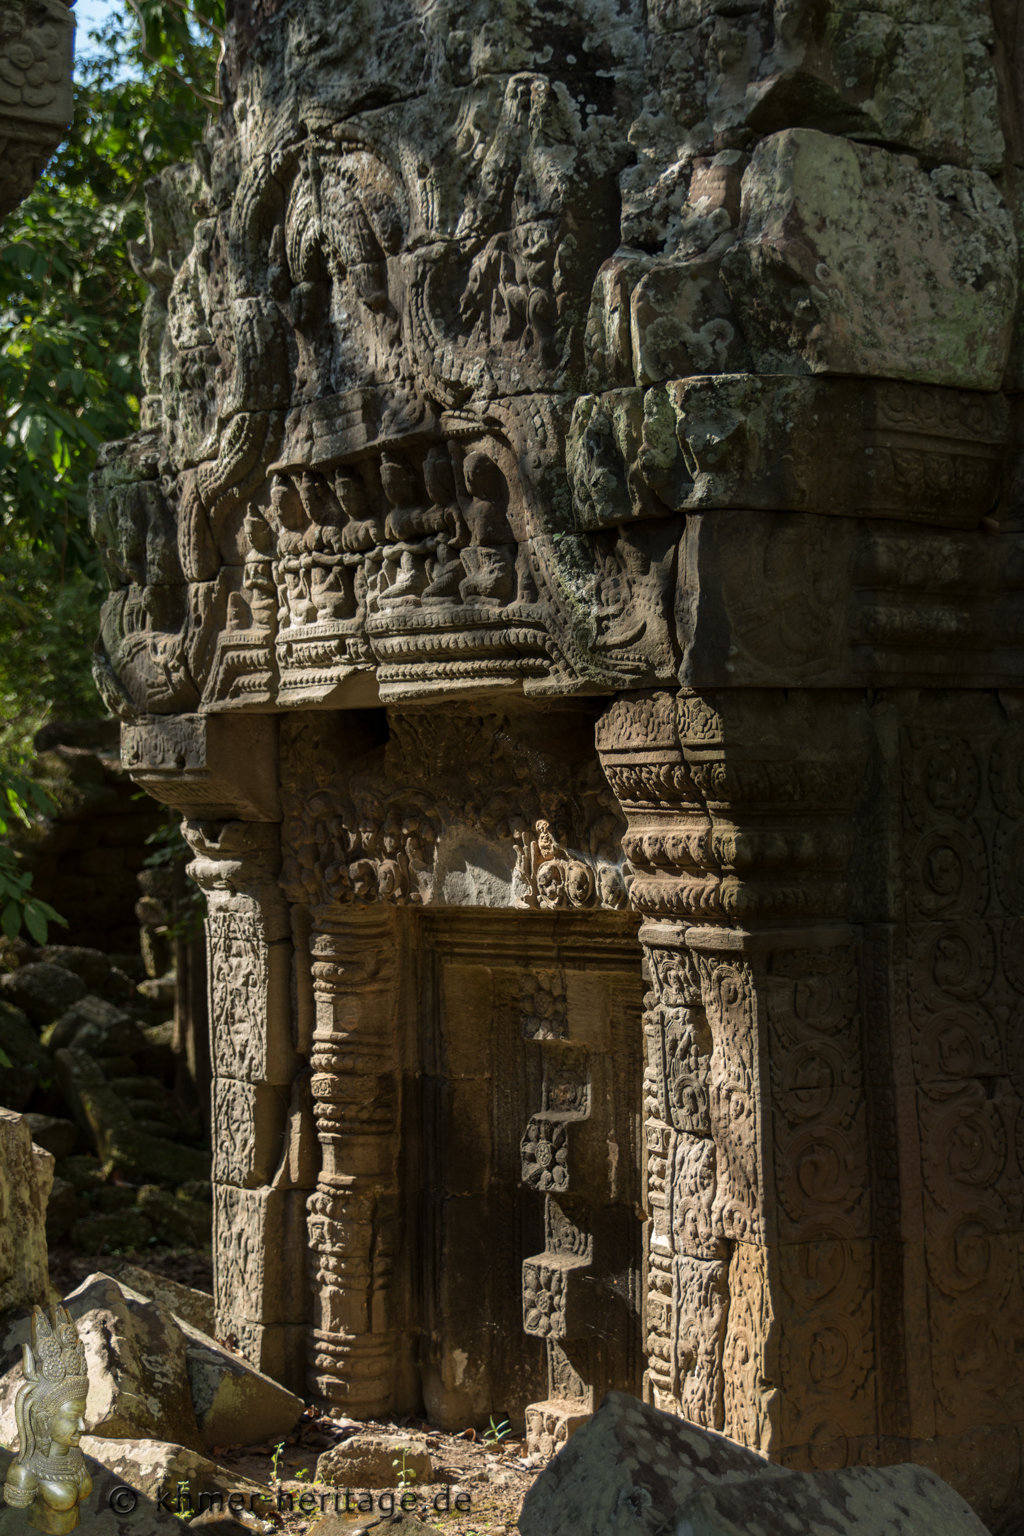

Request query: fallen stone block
[
  {"left": 0, "top": 1272, "right": 203, "bottom": 1452},
  {"left": 0, "top": 961, "right": 86, "bottom": 1026},
  {"left": 317, "top": 1434, "right": 434, "bottom": 1490},
  {"left": 114, "top": 1262, "right": 215, "bottom": 1336},
  {"left": 54, "top": 1046, "right": 211, "bottom": 1181},
  {"left": 517, "top": 1392, "right": 991, "bottom": 1536},
  {"left": 47, "top": 994, "right": 147, "bottom": 1056},
  {"left": 184, "top": 1329, "right": 304, "bottom": 1449},
  {"left": 79, "top": 1436, "right": 267, "bottom": 1515}
]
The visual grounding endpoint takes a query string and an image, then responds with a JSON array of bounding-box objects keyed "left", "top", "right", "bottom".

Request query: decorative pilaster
[
  {"left": 305, "top": 911, "right": 415, "bottom": 1417},
  {"left": 598, "top": 688, "right": 878, "bottom": 1463},
  {"left": 183, "top": 816, "right": 311, "bottom": 1392}
]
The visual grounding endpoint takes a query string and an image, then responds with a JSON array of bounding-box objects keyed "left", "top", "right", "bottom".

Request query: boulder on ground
[
  {"left": 37, "top": 944, "right": 113, "bottom": 990},
  {"left": 517, "top": 1392, "right": 991, "bottom": 1536},
  {"left": 317, "top": 1434, "right": 433, "bottom": 1490},
  {"left": 54, "top": 1047, "right": 210, "bottom": 1181},
  {"left": 79, "top": 1436, "right": 267, "bottom": 1515},
  {"left": 675, "top": 1463, "right": 994, "bottom": 1536},
  {"left": 0, "top": 1107, "right": 53, "bottom": 1316},
  {"left": 114, "top": 1263, "right": 215, "bottom": 1336},
  {"left": 47, "top": 994, "right": 147, "bottom": 1056},
  {"left": 0, "top": 961, "right": 87, "bottom": 1025}
]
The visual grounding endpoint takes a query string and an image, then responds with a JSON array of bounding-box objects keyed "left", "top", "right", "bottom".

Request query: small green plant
[
  {"left": 482, "top": 1415, "right": 511, "bottom": 1446},
  {"left": 174, "top": 1479, "right": 194, "bottom": 1523},
  {"left": 392, "top": 1447, "right": 417, "bottom": 1490},
  {"left": 270, "top": 1440, "right": 286, "bottom": 1481},
  {"left": 294, "top": 1466, "right": 310, "bottom": 1482}
]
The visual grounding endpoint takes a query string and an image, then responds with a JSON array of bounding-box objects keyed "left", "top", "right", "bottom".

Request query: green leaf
[{"left": 1, "top": 902, "right": 22, "bottom": 941}]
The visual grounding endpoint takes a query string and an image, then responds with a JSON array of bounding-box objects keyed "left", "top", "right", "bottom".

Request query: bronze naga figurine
[{"left": 3, "top": 1306, "right": 91, "bottom": 1532}]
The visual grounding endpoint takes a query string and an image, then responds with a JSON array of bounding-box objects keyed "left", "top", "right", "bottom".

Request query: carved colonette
[{"left": 94, "top": 0, "right": 1024, "bottom": 1526}]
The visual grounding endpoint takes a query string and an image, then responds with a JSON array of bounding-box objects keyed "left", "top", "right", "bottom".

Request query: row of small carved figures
[{"left": 230, "top": 443, "right": 523, "bottom": 626}]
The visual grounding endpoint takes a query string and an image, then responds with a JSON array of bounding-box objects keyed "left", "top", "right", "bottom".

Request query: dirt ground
[
  {"left": 222, "top": 1413, "right": 545, "bottom": 1536},
  {"left": 48, "top": 1246, "right": 545, "bottom": 1535}
]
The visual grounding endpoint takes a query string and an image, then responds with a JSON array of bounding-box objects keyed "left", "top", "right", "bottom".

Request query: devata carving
[
  {"left": 3, "top": 1306, "right": 91, "bottom": 1533},
  {"left": 98, "top": 0, "right": 1024, "bottom": 1525}
]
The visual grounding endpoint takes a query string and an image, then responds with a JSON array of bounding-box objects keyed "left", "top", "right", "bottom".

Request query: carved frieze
[{"left": 278, "top": 708, "right": 630, "bottom": 915}]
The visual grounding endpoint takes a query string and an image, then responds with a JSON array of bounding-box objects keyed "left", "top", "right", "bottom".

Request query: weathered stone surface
[
  {"left": 77, "top": 1437, "right": 266, "bottom": 1512},
  {"left": 55, "top": 1047, "right": 211, "bottom": 1182},
  {"left": 184, "top": 1329, "right": 303, "bottom": 1449},
  {"left": 518, "top": 1392, "right": 990, "bottom": 1536},
  {"left": 0, "top": 1273, "right": 202, "bottom": 1451},
  {"left": 0, "top": 0, "right": 75, "bottom": 226},
  {"left": 114, "top": 1263, "right": 216, "bottom": 1336},
  {"left": 88, "top": 0, "right": 1024, "bottom": 1526},
  {"left": 47, "top": 994, "right": 148, "bottom": 1056},
  {"left": 0, "top": 960, "right": 87, "bottom": 1025},
  {"left": 316, "top": 1436, "right": 434, "bottom": 1491},
  {"left": 721, "top": 130, "right": 1017, "bottom": 389},
  {"left": 0, "top": 1107, "right": 52, "bottom": 1316},
  {"left": 676, "top": 1464, "right": 993, "bottom": 1536}
]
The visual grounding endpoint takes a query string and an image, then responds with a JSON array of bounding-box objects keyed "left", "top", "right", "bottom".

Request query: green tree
[{"left": 0, "top": 0, "right": 222, "bottom": 937}]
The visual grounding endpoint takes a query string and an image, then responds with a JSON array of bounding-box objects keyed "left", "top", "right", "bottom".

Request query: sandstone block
[
  {"left": 721, "top": 129, "right": 1017, "bottom": 390},
  {"left": 0, "top": 1107, "right": 53, "bottom": 1316},
  {"left": 47, "top": 994, "right": 147, "bottom": 1056},
  {"left": 0, "top": 1272, "right": 202, "bottom": 1451},
  {"left": 78, "top": 1436, "right": 266, "bottom": 1513},
  {"left": 55, "top": 1046, "right": 211, "bottom": 1182},
  {"left": 0, "top": 961, "right": 86, "bottom": 1025},
  {"left": 114, "top": 1262, "right": 215, "bottom": 1336},
  {"left": 518, "top": 1391, "right": 991, "bottom": 1535},
  {"left": 316, "top": 1435, "right": 433, "bottom": 1490},
  {"left": 183, "top": 1332, "right": 304, "bottom": 1449}
]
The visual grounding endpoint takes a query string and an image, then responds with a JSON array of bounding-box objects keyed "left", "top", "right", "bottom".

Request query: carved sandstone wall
[{"left": 92, "top": 3, "right": 1023, "bottom": 1529}]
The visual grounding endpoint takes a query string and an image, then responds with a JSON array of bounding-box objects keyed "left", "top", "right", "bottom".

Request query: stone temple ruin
[{"left": 90, "top": 1, "right": 1024, "bottom": 1529}]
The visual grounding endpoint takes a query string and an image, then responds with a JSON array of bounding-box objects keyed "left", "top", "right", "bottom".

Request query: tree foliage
[{"left": 0, "top": 0, "right": 222, "bottom": 937}]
